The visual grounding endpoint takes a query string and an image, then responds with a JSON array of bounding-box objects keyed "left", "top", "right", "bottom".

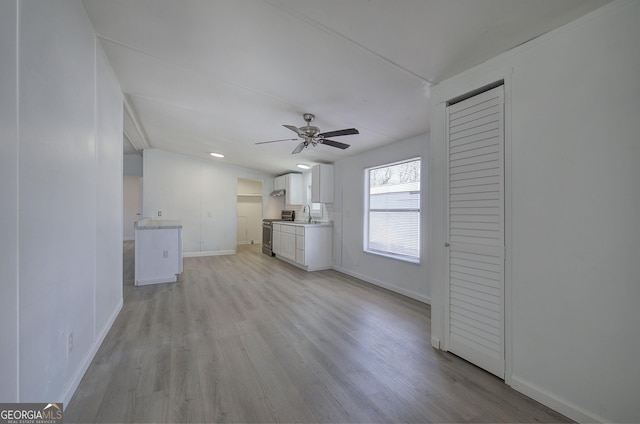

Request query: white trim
[
  {"left": 510, "top": 375, "right": 608, "bottom": 423},
  {"left": 333, "top": 265, "right": 430, "bottom": 305},
  {"left": 123, "top": 95, "right": 150, "bottom": 150},
  {"left": 502, "top": 71, "right": 514, "bottom": 387},
  {"left": 62, "top": 298, "right": 123, "bottom": 410},
  {"left": 364, "top": 157, "right": 422, "bottom": 263},
  {"left": 363, "top": 248, "right": 420, "bottom": 264},
  {"left": 431, "top": 67, "right": 513, "bottom": 365},
  {"left": 441, "top": 82, "right": 508, "bottom": 380},
  {"left": 123, "top": 236, "right": 135, "bottom": 241},
  {"left": 93, "top": 34, "right": 99, "bottom": 352},
  {"left": 183, "top": 250, "right": 236, "bottom": 258},
  {"left": 136, "top": 276, "right": 178, "bottom": 286},
  {"left": 15, "top": 0, "right": 21, "bottom": 402}
]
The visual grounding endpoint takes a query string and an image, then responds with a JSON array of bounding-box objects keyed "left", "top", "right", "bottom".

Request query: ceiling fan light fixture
[
  {"left": 210, "top": 152, "right": 224, "bottom": 158},
  {"left": 297, "top": 163, "right": 311, "bottom": 170},
  {"left": 255, "top": 113, "right": 359, "bottom": 155}
]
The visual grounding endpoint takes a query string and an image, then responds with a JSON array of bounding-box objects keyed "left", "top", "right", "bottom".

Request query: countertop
[
  {"left": 135, "top": 218, "right": 183, "bottom": 229},
  {"left": 274, "top": 221, "right": 333, "bottom": 228}
]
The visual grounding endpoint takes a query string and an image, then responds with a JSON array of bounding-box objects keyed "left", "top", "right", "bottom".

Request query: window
[{"left": 365, "top": 158, "right": 421, "bottom": 263}]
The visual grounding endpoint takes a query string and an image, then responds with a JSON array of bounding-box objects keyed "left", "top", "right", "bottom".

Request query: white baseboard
[
  {"left": 510, "top": 375, "right": 607, "bottom": 423},
  {"left": 123, "top": 236, "right": 134, "bottom": 241},
  {"left": 136, "top": 275, "right": 177, "bottom": 285},
  {"left": 183, "top": 250, "right": 236, "bottom": 258},
  {"left": 431, "top": 337, "right": 440, "bottom": 349},
  {"left": 62, "top": 298, "right": 123, "bottom": 410},
  {"left": 332, "top": 265, "right": 431, "bottom": 305}
]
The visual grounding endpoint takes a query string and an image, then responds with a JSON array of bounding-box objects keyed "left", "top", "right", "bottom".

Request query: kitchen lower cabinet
[
  {"left": 272, "top": 223, "right": 281, "bottom": 255},
  {"left": 296, "top": 230, "right": 305, "bottom": 264},
  {"left": 280, "top": 225, "right": 297, "bottom": 261},
  {"left": 135, "top": 219, "right": 183, "bottom": 285},
  {"left": 274, "top": 223, "right": 332, "bottom": 271}
]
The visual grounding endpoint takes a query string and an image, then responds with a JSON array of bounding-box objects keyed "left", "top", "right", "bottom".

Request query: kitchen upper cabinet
[
  {"left": 274, "top": 173, "right": 303, "bottom": 205},
  {"left": 273, "top": 175, "right": 285, "bottom": 191},
  {"left": 286, "top": 173, "right": 303, "bottom": 205},
  {"left": 311, "top": 164, "right": 334, "bottom": 203}
]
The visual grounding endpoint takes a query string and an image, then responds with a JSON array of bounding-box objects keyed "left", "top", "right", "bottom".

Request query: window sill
[{"left": 364, "top": 249, "right": 420, "bottom": 264}]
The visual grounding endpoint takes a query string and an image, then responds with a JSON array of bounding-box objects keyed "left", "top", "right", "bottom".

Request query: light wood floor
[{"left": 65, "top": 242, "right": 569, "bottom": 423}]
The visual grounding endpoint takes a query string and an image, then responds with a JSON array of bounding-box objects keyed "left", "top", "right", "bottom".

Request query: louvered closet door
[{"left": 445, "top": 85, "right": 505, "bottom": 378}]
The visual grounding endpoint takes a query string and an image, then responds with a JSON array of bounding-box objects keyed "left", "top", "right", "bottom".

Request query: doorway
[
  {"left": 237, "top": 178, "right": 263, "bottom": 245},
  {"left": 123, "top": 176, "right": 142, "bottom": 241}
]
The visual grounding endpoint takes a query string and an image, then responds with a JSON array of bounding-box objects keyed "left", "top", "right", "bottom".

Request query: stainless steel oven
[{"left": 262, "top": 210, "right": 294, "bottom": 256}]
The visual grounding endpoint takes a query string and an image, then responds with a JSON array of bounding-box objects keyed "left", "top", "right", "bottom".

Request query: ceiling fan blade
[
  {"left": 318, "top": 128, "right": 359, "bottom": 138},
  {"left": 283, "top": 124, "right": 304, "bottom": 136},
  {"left": 255, "top": 138, "right": 299, "bottom": 145},
  {"left": 320, "top": 139, "right": 350, "bottom": 150},
  {"left": 291, "top": 142, "right": 306, "bottom": 154}
]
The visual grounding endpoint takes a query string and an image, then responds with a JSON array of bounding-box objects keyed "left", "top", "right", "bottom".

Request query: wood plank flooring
[{"left": 65, "top": 242, "right": 569, "bottom": 423}]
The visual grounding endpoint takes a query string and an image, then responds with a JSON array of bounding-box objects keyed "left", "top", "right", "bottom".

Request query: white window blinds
[{"left": 365, "top": 158, "right": 421, "bottom": 262}]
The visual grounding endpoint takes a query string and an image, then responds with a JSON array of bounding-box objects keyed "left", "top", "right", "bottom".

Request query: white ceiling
[{"left": 82, "top": 0, "right": 611, "bottom": 175}]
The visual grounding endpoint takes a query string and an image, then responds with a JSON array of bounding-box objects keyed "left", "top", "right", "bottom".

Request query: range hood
[{"left": 270, "top": 189, "right": 285, "bottom": 197}]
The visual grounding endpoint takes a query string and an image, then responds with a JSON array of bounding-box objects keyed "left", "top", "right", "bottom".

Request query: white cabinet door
[
  {"left": 272, "top": 223, "right": 281, "bottom": 254},
  {"left": 135, "top": 227, "right": 183, "bottom": 285},
  {"left": 296, "top": 228, "right": 305, "bottom": 265},
  {"left": 312, "top": 164, "right": 334, "bottom": 203},
  {"left": 445, "top": 85, "right": 505, "bottom": 379},
  {"left": 274, "top": 175, "right": 285, "bottom": 191},
  {"left": 279, "top": 224, "right": 297, "bottom": 260},
  {"left": 301, "top": 226, "right": 332, "bottom": 271},
  {"left": 285, "top": 173, "right": 303, "bottom": 205}
]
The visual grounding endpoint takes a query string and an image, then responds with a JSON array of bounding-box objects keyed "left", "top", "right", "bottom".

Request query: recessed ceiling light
[
  {"left": 210, "top": 152, "right": 224, "bottom": 158},
  {"left": 297, "top": 163, "right": 311, "bottom": 170}
]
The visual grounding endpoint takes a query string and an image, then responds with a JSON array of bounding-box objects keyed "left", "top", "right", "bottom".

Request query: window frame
[{"left": 364, "top": 157, "right": 421, "bottom": 264}]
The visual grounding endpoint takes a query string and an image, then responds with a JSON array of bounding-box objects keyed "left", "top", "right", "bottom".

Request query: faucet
[{"left": 306, "top": 204, "right": 312, "bottom": 223}]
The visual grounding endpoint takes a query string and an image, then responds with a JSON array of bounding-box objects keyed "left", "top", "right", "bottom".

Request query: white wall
[
  {"left": 429, "top": 1, "right": 640, "bottom": 422},
  {"left": 333, "top": 134, "right": 430, "bottom": 303},
  {"left": 0, "top": 0, "right": 123, "bottom": 406},
  {"left": 143, "top": 149, "right": 275, "bottom": 255},
  {"left": 0, "top": 0, "right": 19, "bottom": 403},
  {"left": 94, "top": 42, "right": 124, "bottom": 360},
  {"left": 123, "top": 153, "right": 143, "bottom": 176}
]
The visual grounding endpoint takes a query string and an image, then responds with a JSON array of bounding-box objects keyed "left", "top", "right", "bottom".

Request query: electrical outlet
[
  {"left": 68, "top": 332, "right": 73, "bottom": 354},
  {"left": 158, "top": 210, "right": 162, "bottom": 217},
  {"left": 163, "top": 250, "right": 169, "bottom": 258}
]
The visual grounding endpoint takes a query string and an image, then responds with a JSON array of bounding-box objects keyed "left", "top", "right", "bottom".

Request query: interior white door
[{"left": 445, "top": 85, "right": 505, "bottom": 378}]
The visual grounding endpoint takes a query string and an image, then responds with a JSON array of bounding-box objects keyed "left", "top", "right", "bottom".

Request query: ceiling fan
[{"left": 255, "top": 113, "right": 359, "bottom": 154}]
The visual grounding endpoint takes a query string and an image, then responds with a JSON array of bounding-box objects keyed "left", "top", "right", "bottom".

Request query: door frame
[{"left": 429, "top": 68, "right": 513, "bottom": 385}]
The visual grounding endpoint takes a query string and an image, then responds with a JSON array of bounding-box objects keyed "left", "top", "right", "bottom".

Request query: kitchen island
[{"left": 134, "top": 219, "right": 183, "bottom": 285}]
